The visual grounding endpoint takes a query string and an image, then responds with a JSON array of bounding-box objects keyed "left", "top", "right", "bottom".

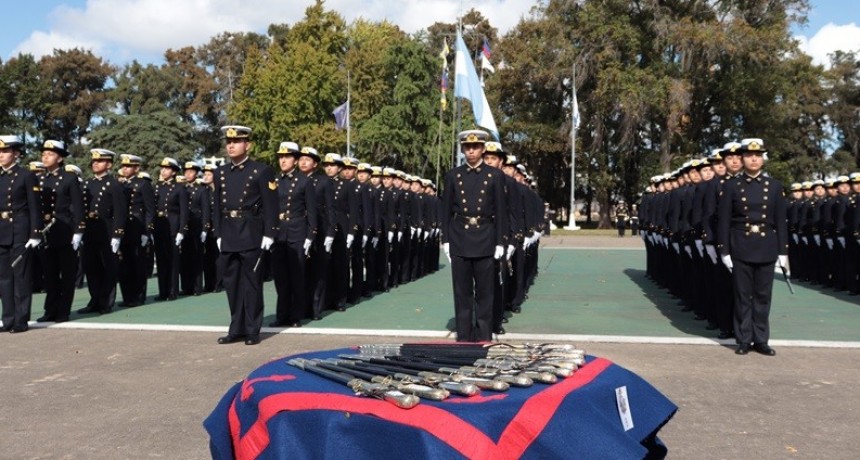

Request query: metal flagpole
[
  {"left": 565, "top": 62, "right": 580, "bottom": 230},
  {"left": 347, "top": 70, "right": 351, "bottom": 157}
]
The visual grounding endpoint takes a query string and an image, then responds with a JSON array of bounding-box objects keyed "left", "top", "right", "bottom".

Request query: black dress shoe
[
  {"left": 680, "top": 306, "right": 694, "bottom": 312},
  {"left": 494, "top": 327, "right": 506, "bottom": 335},
  {"left": 217, "top": 335, "right": 242, "bottom": 344},
  {"left": 501, "top": 317, "right": 509, "bottom": 323},
  {"left": 53, "top": 317, "right": 69, "bottom": 323},
  {"left": 512, "top": 307, "right": 521, "bottom": 314},
  {"left": 717, "top": 331, "right": 735, "bottom": 340},
  {"left": 77, "top": 306, "right": 98, "bottom": 314},
  {"left": 705, "top": 323, "right": 719, "bottom": 330},
  {"left": 753, "top": 343, "right": 776, "bottom": 356},
  {"left": 244, "top": 336, "right": 261, "bottom": 345},
  {"left": 36, "top": 316, "right": 53, "bottom": 323},
  {"left": 0, "top": 326, "right": 11, "bottom": 332},
  {"left": 10, "top": 326, "right": 29, "bottom": 333},
  {"left": 735, "top": 345, "right": 750, "bottom": 355},
  {"left": 337, "top": 306, "right": 346, "bottom": 312},
  {"left": 269, "top": 321, "right": 288, "bottom": 328},
  {"left": 289, "top": 322, "right": 302, "bottom": 328}
]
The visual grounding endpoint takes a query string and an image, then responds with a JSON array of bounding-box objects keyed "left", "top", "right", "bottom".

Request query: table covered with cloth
[{"left": 204, "top": 347, "right": 677, "bottom": 459}]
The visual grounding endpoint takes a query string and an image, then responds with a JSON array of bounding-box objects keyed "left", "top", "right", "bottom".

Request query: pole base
[{"left": 563, "top": 225, "right": 581, "bottom": 231}]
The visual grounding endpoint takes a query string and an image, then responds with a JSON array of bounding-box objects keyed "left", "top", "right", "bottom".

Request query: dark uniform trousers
[
  {"left": 732, "top": 260, "right": 774, "bottom": 345},
  {"left": 272, "top": 241, "right": 306, "bottom": 323},
  {"left": 39, "top": 169, "right": 83, "bottom": 320},
  {"left": 451, "top": 255, "right": 495, "bottom": 342},
  {"left": 82, "top": 175, "right": 127, "bottom": 313},
  {"left": 1, "top": 166, "right": 43, "bottom": 329},
  {"left": 203, "top": 184, "right": 220, "bottom": 292},
  {"left": 153, "top": 180, "right": 187, "bottom": 300},
  {"left": 213, "top": 160, "right": 278, "bottom": 339}
]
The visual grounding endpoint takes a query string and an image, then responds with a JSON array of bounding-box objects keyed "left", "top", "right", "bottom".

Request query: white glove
[
  {"left": 387, "top": 231, "right": 394, "bottom": 243},
  {"left": 826, "top": 238, "right": 833, "bottom": 250},
  {"left": 533, "top": 231, "right": 541, "bottom": 242},
  {"left": 838, "top": 236, "right": 846, "bottom": 248},
  {"left": 694, "top": 239, "right": 704, "bottom": 257},
  {"left": 324, "top": 236, "right": 334, "bottom": 253},
  {"left": 494, "top": 245, "right": 504, "bottom": 260},
  {"left": 684, "top": 245, "right": 692, "bottom": 258},
  {"left": 175, "top": 233, "right": 184, "bottom": 247},
  {"left": 303, "top": 238, "right": 312, "bottom": 256},
  {"left": 362, "top": 234, "right": 368, "bottom": 248},
  {"left": 721, "top": 254, "right": 733, "bottom": 272},
  {"left": 411, "top": 227, "right": 417, "bottom": 237},
  {"left": 346, "top": 233, "right": 354, "bottom": 249},
  {"left": 372, "top": 237, "right": 379, "bottom": 248},
  {"left": 422, "top": 230, "right": 429, "bottom": 240},
  {"left": 216, "top": 238, "right": 222, "bottom": 251},
  {"left": 522, "top": 238, "right": 529, "bottom": 250},
  {"left": 801, "top": 236, "right": 808, "bottom": 245},
  {"left": 792, "top": 233, "right": 799, "bottom": 244},
  {"left": 813, "top": 234, "right": 821, "bottom": 246},
  {"left": 141, "top": 235, "right": 149, "bottom": 247},
  {"left": 25, "top": 238, "right": 41, "bottom": 249},
  {"left": 777, "top": 255, "right": 789, "bottom": 274},
  {"left": 506, "top": 244, "right": 515, "bottom": 260},
  {"left": 200, "top": 231, "right": 207, "bottom": 243},
  {"left": 397, "top": 231, "right": 403, "bottom": 242},
  {"left": 110, "top": 238, "right": 121, "bottom": 254},
  {"left": 260, "top": 236, "right": 274, "bottom": 251},
  {"left": 443, "top": 242, "right": 451, "bottom": 262},
  {"left": 705, "top": 244, "right": 718, "bottom": 264},
  {"left": 672, "top": 242, "right": 680, "bottom": 254},
  {"left": 72, "top": 233, "right": 83, "bottom": 251}
]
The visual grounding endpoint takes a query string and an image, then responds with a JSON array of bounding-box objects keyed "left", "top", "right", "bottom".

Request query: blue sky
[{"left": 2, "top": 1, "right": 859, "bottom": 67}]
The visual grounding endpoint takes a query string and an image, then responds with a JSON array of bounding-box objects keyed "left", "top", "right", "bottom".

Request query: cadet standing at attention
[
  {"left": 213, "top": 126, "right": 278, "bottom": 345},
  {"left": 441, "top": 130, "right": 508, "bottom": 342},
  {"left": 718, "top": 138, "right": 787, "bottom": 356}
]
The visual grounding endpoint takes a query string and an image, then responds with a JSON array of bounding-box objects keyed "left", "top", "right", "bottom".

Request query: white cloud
[
  {"left": 796, "top": 22, "right": 860, "bottom": 67},
  {"left": 11, "top": 0, "right": 536, "bottom": 63}
]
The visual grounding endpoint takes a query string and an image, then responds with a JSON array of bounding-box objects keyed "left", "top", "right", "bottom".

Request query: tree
[{"left": 38, "top": 49, "right": 113, "bottom": 150}]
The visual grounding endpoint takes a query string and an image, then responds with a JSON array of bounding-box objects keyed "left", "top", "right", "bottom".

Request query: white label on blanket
[{"left": 615, "top": 386, "right": 634, "bottom": 431}]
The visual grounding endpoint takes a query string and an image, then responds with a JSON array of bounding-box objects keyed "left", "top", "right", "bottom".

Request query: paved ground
[{"left": 2, "top": 234, "right": 859, "bottom": 459}]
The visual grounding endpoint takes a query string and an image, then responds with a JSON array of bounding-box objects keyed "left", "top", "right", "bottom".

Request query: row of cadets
[{"left": 787, "top": 173, "right": 860, "bottom": 293}]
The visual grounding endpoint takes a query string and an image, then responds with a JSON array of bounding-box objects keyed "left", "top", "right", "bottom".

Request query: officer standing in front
[
  {"left": 37, "top": 140, "right": 83, "bottom": 323},
  {"left": 79, "top": 149, "right": 127, "bottom": 315},
  {"left": 213, "top": 126, "right": 278, "bottom": 345},
  {"left": 269, "top": 142, "right": 317, "bottom": 327},
  {"left": 718, "top": 138, "right": 788, "bottom": 356},
  {"left": 441, "top": 130, "right": 508, "bottom": 342},
  {"left": 0, "top": 135, "right": 43, "bottom": 333}
]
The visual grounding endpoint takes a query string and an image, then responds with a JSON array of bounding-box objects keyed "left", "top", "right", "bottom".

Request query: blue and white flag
[
  {"left": 572, "top": 84, "right": 581, "bottom": 131},
  {"left": 333, "top": 100, "right": 349, "bottom": 130},
  {"left": 454, "top": 31, "right": 498, "bottom": 139}
]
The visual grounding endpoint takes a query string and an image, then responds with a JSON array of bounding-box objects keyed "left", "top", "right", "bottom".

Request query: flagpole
[
  {"left": 565, "top": 62, "right": 580, "bottom": 231},
  {"left": 346, "top": 70, "right": 351, "bottom": 157}
]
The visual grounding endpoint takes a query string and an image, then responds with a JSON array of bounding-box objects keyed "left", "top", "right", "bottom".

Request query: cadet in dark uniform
[
  {"left": 153, "top": 158, "right": 188, "bottom": 301},
  {"left": 326, "top": 153, "right": 357, "bottom": 311},
  {"left": 117, "top": 154, "right": 155, "bottom": 307},
  {"left": 201, "top": 164, "right": 220, "bottom": 292},
  {"left": 269, "top": 142, "right": 317, "bottom": 327},
  {"left": 36, "top": 140, "right": 83, "bottom": 323},
  {"left": 79, "top": 149, "right": 127, "bottom": 315},
  {"left": 213, "top": 126, "right": 278, "bottom": 345},
  {"left": 441, "top": 130, "right": 508, "bottom": 342},
  {"left": 180, "top": 161, "right": 210, "bottom": 296},
  {"left": 357, "top": 163, "right": 378, "bottom": 295},
  {"left": 298, "top": 147, "right": 335, "bottom": 320},
  {"left": 615, "top": 201, "right": 628, "bottom": 237},
  {"left": 0, "top": 135, "right": 43, "bottom": 332},
  {"left": 718, "top": 138, "right": 787, "bottom": 356}
]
